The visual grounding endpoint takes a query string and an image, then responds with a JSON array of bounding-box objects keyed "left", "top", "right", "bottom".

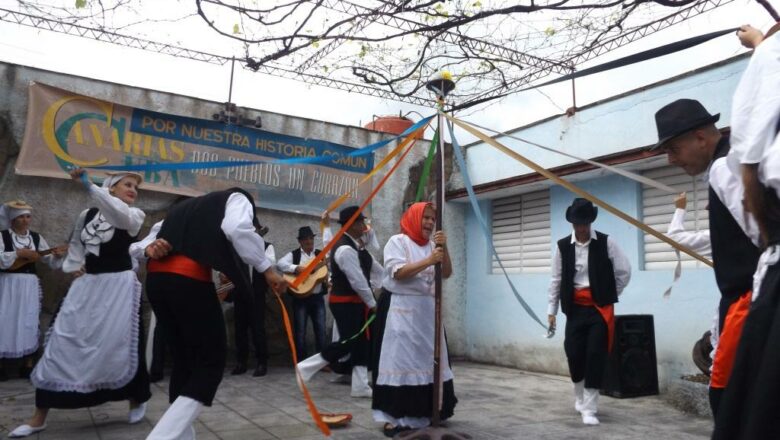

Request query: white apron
[{"left": 0, "top": 273, "right": 42, "bottom": 358}]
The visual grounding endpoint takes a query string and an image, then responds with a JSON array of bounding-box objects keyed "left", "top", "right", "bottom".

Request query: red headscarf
[{"left": 400, "top": 202, "right": 433, "bottom": 246}]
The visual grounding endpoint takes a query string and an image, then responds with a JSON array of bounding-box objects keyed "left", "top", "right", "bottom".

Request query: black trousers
[
  {"left": 233, "top": 284, "right": 267, "bottom": 365},
  {"left": 147, "top": 273, "right": 226, "bottom": 406},
  {"left": 564, "top": 304, "right": 608, "bottom": 389},
  {"left": 323, "top": 302, "right": 370, "bottom": 368},
  {"left": 150, "top": 320, "right": 168, "bottom": 377}
]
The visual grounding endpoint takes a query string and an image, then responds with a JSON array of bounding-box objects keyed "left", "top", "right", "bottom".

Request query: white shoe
[
  {"left": 582, "top": 412, "right": 600, "bottom": 425},
  {"left": 129, "top": 402, "right": 147, "bottom": 424},
  {"left": 8, "top": 424, "right": 47, "bottom": 438}
]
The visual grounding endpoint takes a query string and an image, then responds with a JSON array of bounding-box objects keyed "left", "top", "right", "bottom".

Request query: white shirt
[
  {"left": 547, "top": 229, "right": 632, "bottom": 316},
  {"left": 129, "top": 193, "right": 274, "bottom": 275},
  {"left": 727, "top": 32, "right": 780, "bottom": 177},
  {"left": 277, "top": 247, "right": 324, "bottom": 294},
  {"left": 0, "top": 230, "right": 62, "bottom": 270},
  {"left": 708, "top": 157, "right": 761, "bottom": 247},
  {"left": 666, "top": 208, "right": 712, "bottom": 258},
  {"left": 62, "top": 183, "right": 146, "bottom": 273},
  {"left": 381, "top": 234, "right": 435, "bottom": 296},
  {"left": 333, "top": 233, "right": 384, "bottom": 308}
]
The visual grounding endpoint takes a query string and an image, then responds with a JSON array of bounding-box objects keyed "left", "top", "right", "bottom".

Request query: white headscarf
[
  {"left": 102, "top": 172, "right": 143, "bottom": 189},
  {"left": 0, "top": 201, "right": 32, "bottom": 231}
]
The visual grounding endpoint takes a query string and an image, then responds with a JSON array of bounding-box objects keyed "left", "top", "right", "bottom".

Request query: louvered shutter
[{"left": 491, "top": 190, "right": 551, "bottom": 273}]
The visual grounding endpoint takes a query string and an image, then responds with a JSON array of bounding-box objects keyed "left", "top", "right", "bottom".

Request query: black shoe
[
  {"left": 18, "top": 365, "right": 32, "bottom": 379},
  {"left": 252, "top": 363, "right": 267, "bottom": 377},
  {"left": 383, "top": 424, "right": 412, "bottom": 438},
  {"left": 231, "top": 363, "right": 247, "bottom": 375}
]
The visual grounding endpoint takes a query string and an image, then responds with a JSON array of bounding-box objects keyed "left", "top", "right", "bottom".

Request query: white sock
[
  {"left": 351, "top": 366, "right": 372, "bottom": 397},
  {"left": 146, "top": 396, "right": 203, "bottom": 440},
  {"left": 297, "top": 353, "right": 329, "bottom": 382},
  {"left": 574, "top": 380, "right": 585, "bottom": 412},
  {"left": 581, "top": 387, "right": 599, "bottom": 415}
]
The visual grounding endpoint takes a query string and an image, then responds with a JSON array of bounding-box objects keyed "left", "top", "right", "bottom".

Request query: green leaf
[
  {"left": 312, "top": 39, "right": 320, "bottom": 48},
  {"left": 472, "top": 1, "right": 482, "bottom": 7},
  {"left": 232, "top": 23, "right": 240, "bottom": 34},
  {"left": 75, "top": 0, "right": 87, "bottom": 8},
  {"left": 544, "top": 26, "right": 556, "bottom": 36}
]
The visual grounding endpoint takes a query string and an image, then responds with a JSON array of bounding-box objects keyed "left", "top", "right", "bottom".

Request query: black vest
[
  {"left": 708, "top": 137, "right": 761, "bottom": 300},
  {"left": 1, "top": 229, "right": 41, "bottom": 274},
  {"left": 83, "top": 208, "right": 135, "bottom": 274},
  {"left": 329, "top": 235, "right": 372, "bottom": 297},
  {"left": 557, "top": 231, "right": 617, "bottom": 315},
  {"left": 158, "top": 188, "right": 257, "bottom": 294},
  {"left": 292, "top": 248, "right": 321, "bottom": 265},
  {"left": 251, "top": 242, "right": 273, "bottom": 295}
]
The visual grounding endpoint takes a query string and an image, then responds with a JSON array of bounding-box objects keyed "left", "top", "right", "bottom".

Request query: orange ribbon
[
  {"left": 711, "top": 291, "right": 752, "bottom": 389},
  {"left": 290, "top": 122, "right": 430, "bottom": 288},
  {"left": 272, "top": 291, "right": 331, "bottom": 436},
  {"left": 573, "top": 288, "right": 615, "bottom": 353}
]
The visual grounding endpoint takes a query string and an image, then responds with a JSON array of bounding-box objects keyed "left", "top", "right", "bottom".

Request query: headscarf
[
  {"left": 102, "top": 172, "right": 143, "bottom": 189},
  {"left": 0, "top": 200, "right": 32, "bottom": 230},
  {"left": 400, "top": 202, "right": 433, "bottom": 246}
]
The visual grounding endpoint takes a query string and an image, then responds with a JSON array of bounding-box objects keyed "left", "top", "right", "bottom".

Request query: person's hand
[
  {"left": 368, "top": 306, "right": 377, "bottom": 314},
  {"left": 145, "top": 239, "right": 172, "bottom": 260},
  {"left": 69, "top": 167, "right": 85, "bottom": 181},
  {"left": 737, "top": 24, "right": 764, "bottom": 49},
  {"left": 16, "top": 248, "right": 40, "bottom": 261},
  {"left": 432, "top": 231, "right": 447, "bottom": 247},
  {"left": 264, "top": 269, "right": 288, "bottom": 295},
  {"left": 51, "top": 245, "right": 68, "bottom": 257},
  {"left": 674, "top": 192, "right": 687, "bottom": 210},
  {"left": 218, "top": 273, "right": 230, "bottom": 285},
  {"left": 548, "top": 314, "right": 556, "bottom": 329},
  {"left": 428, "top": 247, "right": 444, "bottom": 265},
  {"left": 294, "top": 265, "right": 303, "bottom": 275},
  {"left": 72, "top": 267, "right": 86, "bottom": 278},
  {"left": 321, "top": 210, "right": 330, "bottom": 227}
]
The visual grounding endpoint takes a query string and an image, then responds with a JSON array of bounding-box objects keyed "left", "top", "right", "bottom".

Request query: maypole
[{"left": 398, "top": 73, "right": 470, "bottom": 440}]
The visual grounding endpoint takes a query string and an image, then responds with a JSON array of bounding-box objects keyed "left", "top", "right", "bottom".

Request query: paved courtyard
[{"left": 0, "top": 361, "right": 712, "bottom": 439}]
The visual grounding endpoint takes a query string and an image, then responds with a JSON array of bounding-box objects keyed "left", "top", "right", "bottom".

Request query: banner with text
[{"left": 17, "top": 83, "right": 375, "bottom": 216}]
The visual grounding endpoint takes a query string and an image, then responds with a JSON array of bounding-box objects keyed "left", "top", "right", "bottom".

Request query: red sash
[
  {"left": 573, "top": 287, "right": 615, "bottom": 353},
  {"left": 711, "top": 291, "right": 752, "bottom": 389},
  {"left": 147, "top": 254, "right": 211, "bottom": 282}
]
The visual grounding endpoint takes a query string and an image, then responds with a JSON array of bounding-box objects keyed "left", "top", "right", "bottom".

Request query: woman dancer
[
  {"left": 372, "top": 202, "right": 457, "bottom": 437},
  {"left": 0, "top": 201, "right": 65, "bottom": 380},
  {"left": 9, "top": 169, "right": 151, "bottom": 438}
]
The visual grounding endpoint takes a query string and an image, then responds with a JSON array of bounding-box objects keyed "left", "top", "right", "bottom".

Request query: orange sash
[
  {"left": 710, "top": 291, "right": 752, "bottom": 389},
  {"left": 147, "top": 254, "right": 211, "bottom": 282},
  {"left": 573, "top": 288, "right": 615, "bottom": 353}
]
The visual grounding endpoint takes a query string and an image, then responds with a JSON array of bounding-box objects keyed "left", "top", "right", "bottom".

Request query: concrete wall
[{"left": 0, "top": 62, "right": 468, "bottom": 360}]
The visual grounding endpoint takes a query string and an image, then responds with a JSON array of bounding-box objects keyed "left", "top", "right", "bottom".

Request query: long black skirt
[
  {"left": 371, "top": 290, "right": 458, "bottom": 421},
  {"left": 712, "top": 259, "right": 780, "bottom": 439}
]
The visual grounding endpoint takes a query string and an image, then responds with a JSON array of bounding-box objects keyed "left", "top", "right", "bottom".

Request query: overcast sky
[{"left": 0, "top": 0, "right": 775, "bottom": 144}]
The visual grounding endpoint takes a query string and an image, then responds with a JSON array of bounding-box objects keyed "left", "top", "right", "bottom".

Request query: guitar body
[
  {"left": 284, "top": 265, "right": 329, "bottom": 298},
  {"left": 8, "top": 247, "right": 62, "bottom": 271}
]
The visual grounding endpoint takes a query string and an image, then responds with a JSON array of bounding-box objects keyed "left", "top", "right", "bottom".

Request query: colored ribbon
[
  {"left": 86, "top": 116, "right": 434, "bottom": 172},
  {"left": 446, "top": 112, "right": 713, "bottom": 267},
  {"left": 340, "top": 314, "right": 376, "bottom": 344},
  {"left": 272, "top": 291, "right": 331, "bottom": 437},
  {"left": 415, "top": 128, "right": 438, "bottom": 202},
  {"left": 293, "top": 122, "right": 430, "bottom": 288},
  {"left": 447, "top": 120, "right": 547, "bottom": 329}
]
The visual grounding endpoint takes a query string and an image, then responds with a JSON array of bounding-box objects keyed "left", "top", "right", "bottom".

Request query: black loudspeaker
[{"left": 601, "top": 314, "right": 659, "bottom": 398}]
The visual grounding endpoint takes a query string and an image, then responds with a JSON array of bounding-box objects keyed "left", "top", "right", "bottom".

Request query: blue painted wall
[{"left": 463, "top": 174, "right": 719, "bottom": 389}]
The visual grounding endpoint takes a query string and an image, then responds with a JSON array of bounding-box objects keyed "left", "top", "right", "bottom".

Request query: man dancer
[
  {"left": 231, "top": 223, "right": 275, "bottom": 377},
  {"left": 548, "top": 198, "right": 631, "bottom": 426},
  {"left": 297, "top": 206, "right": 384, "bottom": 398},
  {"left": 652, "top": 99, "right": 761, "bottom": 417},
  {"left": 278, "top": 226, "right": 327, "bottom": 362},
  {"left": 142, "top": 188, "right": 286, "bottom": 440}
]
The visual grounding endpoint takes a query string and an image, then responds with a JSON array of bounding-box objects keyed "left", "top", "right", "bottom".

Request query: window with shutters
[
  {"left": 642, "top": 165, "right": 709, "bottom": 270},
  {"left": 491, "top": 190, "right": 551, "bottom": 274}
]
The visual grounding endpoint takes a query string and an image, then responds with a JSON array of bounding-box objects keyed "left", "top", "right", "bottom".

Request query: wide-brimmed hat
[
  {"left": 651, "top": 99, "right": 720, "bottom": 150},
  {"left": 565, "top": 198, "right": 597, "bottom": 225},
  {"left": 338, "top": 206, "right": 366, "bottom": 225},
  {"left": 297, "top": 226, "right": 316, "bottom": 240}
]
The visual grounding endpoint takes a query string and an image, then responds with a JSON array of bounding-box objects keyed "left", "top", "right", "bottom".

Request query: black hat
[
  {"left": 565, "top": 198, "right": 598, "bottom": 225},
  {"left": 338, "top": 205, "right": 366, "bottom": 225},
  {"left": 297, "top": 226, "right": 316, "bottom": 240},
  {"left": 652, "top": 99, "right": 720, "bottom": 150}
]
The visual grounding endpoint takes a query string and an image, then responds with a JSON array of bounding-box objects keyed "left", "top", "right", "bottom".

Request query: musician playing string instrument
[
  {"left": 0, "top": 201, "right": 66, "bottom": 381},
  {"left": 277, "top": 226, "right": 328, "bottom": 362}
]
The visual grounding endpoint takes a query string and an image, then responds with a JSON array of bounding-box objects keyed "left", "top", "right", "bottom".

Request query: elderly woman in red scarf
[{"left": 371, "top": 202, "right": 456, "bottom": 437}]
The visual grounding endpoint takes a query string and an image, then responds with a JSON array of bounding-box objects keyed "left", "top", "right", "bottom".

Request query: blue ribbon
[
  {"left": 88, "top": 115, "right": 434, "bottom": 172},
  {"left": 447, "top": 120, "right": 547, "bottom": 329}
]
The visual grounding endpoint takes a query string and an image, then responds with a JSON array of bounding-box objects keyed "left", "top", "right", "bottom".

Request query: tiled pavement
[{"left": 0, "top": 361, "right": 712, "bottom": 439}]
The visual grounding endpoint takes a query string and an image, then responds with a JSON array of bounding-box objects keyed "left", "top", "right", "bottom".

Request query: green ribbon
[
  {"left": 340, "top": 313, "right": 376, "bottom": 344},
  {"left": 414, "top": 128, "right": 438, "bottom": 202}
]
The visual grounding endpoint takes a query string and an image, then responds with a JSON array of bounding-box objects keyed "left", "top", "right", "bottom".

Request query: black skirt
[
  {"left": 712, "top": 260, "right": 780, "bottom": 439},
  {"left": 371, "top": 289, "right": 458, "bottom": 421}
]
